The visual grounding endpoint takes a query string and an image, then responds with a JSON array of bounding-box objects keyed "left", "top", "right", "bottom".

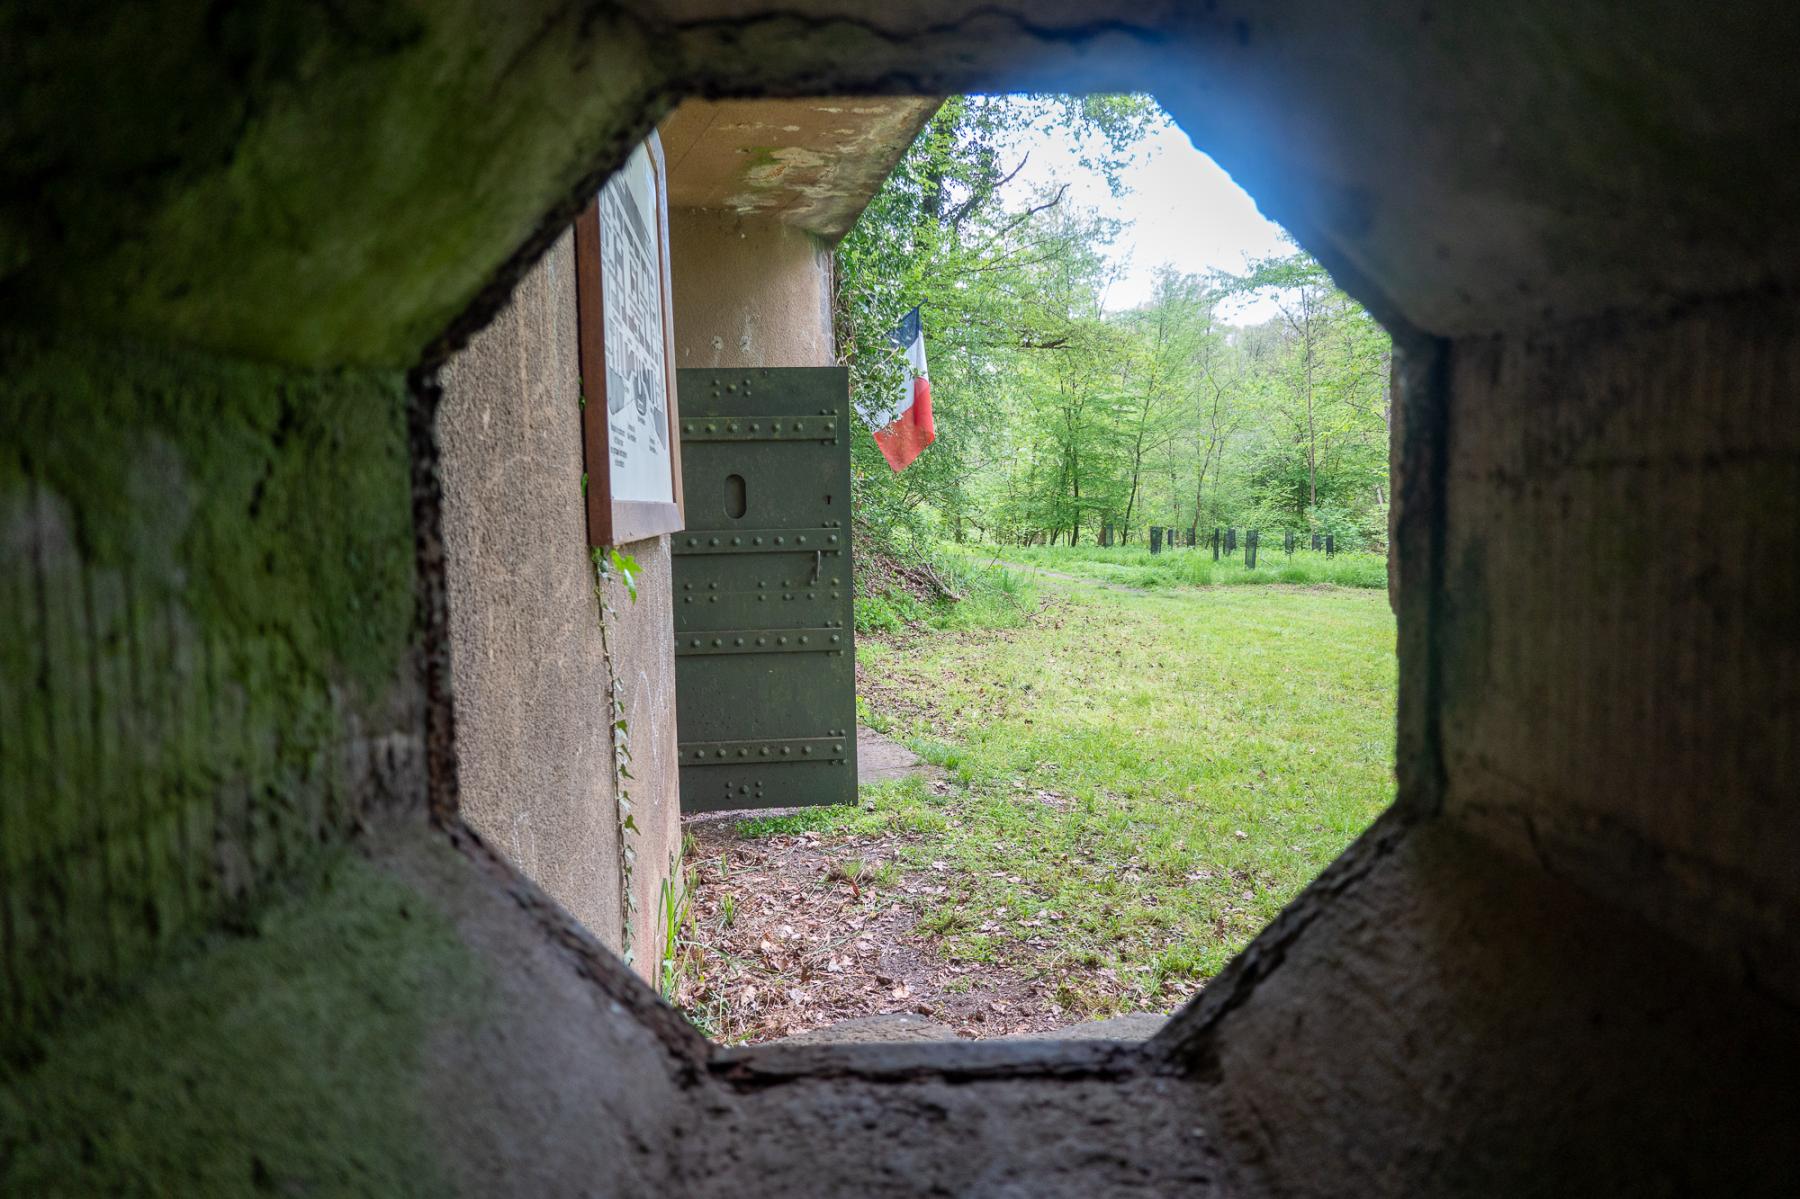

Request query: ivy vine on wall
[{"left": 592, "top": 545, "right": 641, "bottom": 964}]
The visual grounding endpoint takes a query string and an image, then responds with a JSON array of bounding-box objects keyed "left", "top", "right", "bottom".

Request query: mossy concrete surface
[
  {"left": 0, "top": 332, "right": 420, "bottom": 1058},
  {"left": 5, "top": 2, "right": 1800, "bottom": 1194},
  {"left": 10, "top": 5, "right": 1800, "bottom": 368},
  {"left": 0, "top": 842, "right": 482, "bottom": 1197},
  {"left": 0, "top": 0, "right": 665, "bottom": 366}
]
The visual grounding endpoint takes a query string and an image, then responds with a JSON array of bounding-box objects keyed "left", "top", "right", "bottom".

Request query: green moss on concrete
[
  {"left": 0, "top": 846, "right": 486, "bottom": 1197},
  {"left": 2, "top": 0, "right": 663, "bottom": 366},
  {"left": 0, "top": 330, "right": 413, "bottom": 694},
  {"left": 0, "top": 330, "right": 418, "bottom": 1054}
]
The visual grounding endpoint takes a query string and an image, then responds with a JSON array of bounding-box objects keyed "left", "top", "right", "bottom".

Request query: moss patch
[
  {"left": 2, "top": 0, "right": 664, "bottom": 365},
  {"left": 0, "top": 330, "right": 418, "bottom": 1053},
  {"left": 0, "top": 846, "right": 485, "bottom": 1197}
]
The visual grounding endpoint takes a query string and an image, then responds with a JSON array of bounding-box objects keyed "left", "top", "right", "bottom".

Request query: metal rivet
[
  {"left": 798, "top": 636, "right": 809, "bottom": 645},
  {"left": 753, "top": 537, "right": 764, "bottom": 546},
  {"left": 690, "top": 639, "right": 701, "bottom": 648},
  {"left": 732, "top": 537, "right": 742, "bottom": 546},
  {"left": 828, "top": 535, "right": 839, "bottom": 543},
  {"left": 831, "top": 591, "right": 840, "bottom": 599},
  {"left": 705, "top": 423, "right": 718, "bottom": 432},
  {"left": 709, "top": 537, "right": 720, "bottom": 546},
  {"left": 781, "top": 747, "right": 792, "bottom": 756},
  {"left": 756, "top": 638, "right": 767, "bottom": 646},
  {"left": 830, "top": 635, "right": 840, "bottom": 644},
  {"left": 777, "top": 636, "right": 788, "bottom": 645},
  {"left": 712, "top": 638, "right": 722, "bottom": 647},
  {"left": 709, "top": 596, "right": 718, "bottom": 603},
  {"left": 717, "top": 749, "right": 728, "bottom": 758},
  {"left": 774, "top": 536, "right": 785, "bottom": 545},
  {"left": 686, "top": 537, "right": 698, "bottom": 546},
  {"left": 734, "top": 638, "right": 744, "bottom": 646},
  {"left": 802, "top": 746, "right": 813, "bottom": 755},
  {"left": 737, "top": 748, "right": 747, "bottom": 756}
]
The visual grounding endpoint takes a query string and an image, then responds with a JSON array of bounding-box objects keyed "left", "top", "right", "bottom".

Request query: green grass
[
  {"left": 949, "top": 541, "right": 1388, "bottom": 591},
  {"left": 757, "top": 572, "right": 1397, "bottom": 1016}
]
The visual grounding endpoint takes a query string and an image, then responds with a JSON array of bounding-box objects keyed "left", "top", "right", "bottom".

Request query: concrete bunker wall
[
  {"left": 4, "top": 4, "right": 1799, "bottom": 1195},
  {"left": 669, "top": 210, "right": 837, "bottom": 369},
  {"left": 1439, "top": 301, "right": 1800, "bottom": 996},
  {"left": 437, "top": 230, "right": 681, "bottom": 970},
  {"left": 0, "top": 336, "right": 425, "bottom": 1054}
]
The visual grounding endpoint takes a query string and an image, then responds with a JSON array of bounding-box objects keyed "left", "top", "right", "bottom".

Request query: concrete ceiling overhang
[{"left": 658, "top": 97, "right": 940, "bottom": 243}]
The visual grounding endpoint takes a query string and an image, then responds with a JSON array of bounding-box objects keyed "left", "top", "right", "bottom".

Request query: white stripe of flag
[{"left": 860, "top": 305, "right": 935, "bottom": 472}]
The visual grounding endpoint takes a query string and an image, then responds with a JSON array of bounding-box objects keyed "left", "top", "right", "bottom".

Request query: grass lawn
[{"left": 713, "top": 567, "right": 1397, "bottom": 1023}]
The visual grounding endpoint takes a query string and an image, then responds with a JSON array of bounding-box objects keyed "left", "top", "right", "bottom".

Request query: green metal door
[{"left": 672, "top": 367, "right": 856, "bottom": 812}]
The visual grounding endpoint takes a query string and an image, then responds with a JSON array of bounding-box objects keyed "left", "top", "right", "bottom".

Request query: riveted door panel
[{"left": 673, "top": 368, "right": 855, "bottom": 812}]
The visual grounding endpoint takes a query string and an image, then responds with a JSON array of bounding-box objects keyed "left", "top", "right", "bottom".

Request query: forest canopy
[{"left": 835, "top": 95, "right": 1393, "bottom": 553}]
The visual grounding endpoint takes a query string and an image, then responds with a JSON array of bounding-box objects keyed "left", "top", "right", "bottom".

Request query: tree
[
  {"left": 836, "top": 99, "right": 1394, "bottom": 556},
  {"left": 833, "top": 94, "right": 1161, "bottom": 555}
]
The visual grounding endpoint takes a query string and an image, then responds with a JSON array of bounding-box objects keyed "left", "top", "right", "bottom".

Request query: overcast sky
[{"left": 997, "top": 107, "right": 1292, "bottom": 324}]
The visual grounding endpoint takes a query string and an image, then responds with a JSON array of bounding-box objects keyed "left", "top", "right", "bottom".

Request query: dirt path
[{"left": 681, "top": 816, "right": 1077, "bottom": 1044}]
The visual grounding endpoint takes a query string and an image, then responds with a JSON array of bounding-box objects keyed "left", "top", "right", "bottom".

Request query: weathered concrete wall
[
  {"left": 669, "top": 209, "right": 836, "bottom": 369},
  {"left": 0, "top": 810, "right": 711, "bottom": 1195},
  {"left": 1151, "top": 812, "right": 1800, "bottom": 1196},
  {"left": 0, "top": 332, "right": 423, "bottom": 1059},
  {"left": 0, "top": 1, "right": 669, "bottom": 368},
  {"left": 439, "top": 231, "right": 680, "bottom": 973},
  {"left": 660, "top": 97, "right": 939, "bottom": 238},
  {"left": 1437, "top": 297, "right": 1800, "bottom": 1001},
  {"left": 8, "top": 3, "right": 1800, "bottom": 1195}
]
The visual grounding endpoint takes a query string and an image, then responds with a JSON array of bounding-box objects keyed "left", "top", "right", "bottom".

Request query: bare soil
[{"left": 682, "top": 816, "right": 1074, "bottom": 1043}]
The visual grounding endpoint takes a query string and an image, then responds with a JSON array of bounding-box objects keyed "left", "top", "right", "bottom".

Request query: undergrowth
[{"left": 854, "top": 534, "right": 1036, "bottom": 635}]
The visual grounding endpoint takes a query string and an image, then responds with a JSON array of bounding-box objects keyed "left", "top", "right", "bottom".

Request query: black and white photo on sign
[{"left": 599, "top": 140, "right": 673, "bottom": 504}]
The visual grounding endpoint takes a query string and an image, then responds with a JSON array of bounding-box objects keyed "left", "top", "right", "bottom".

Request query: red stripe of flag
[
  {"left": 874, "top": 376, "right": 934, "bottom": 471},
  {"left": 869, "top": 305, "right": 935, "bottom": 471}
]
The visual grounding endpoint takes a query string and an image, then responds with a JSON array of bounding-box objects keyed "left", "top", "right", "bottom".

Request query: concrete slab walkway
[{"left": 857, "top": 725, "right": 936, "bottom": 785}]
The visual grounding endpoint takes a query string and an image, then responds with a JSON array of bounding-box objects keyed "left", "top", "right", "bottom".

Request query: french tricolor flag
[{"left": 864, "top": 306, "right": 935, "bottom": 472}]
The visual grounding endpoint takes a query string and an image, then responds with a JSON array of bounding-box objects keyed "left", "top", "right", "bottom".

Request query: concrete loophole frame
[{"left": 10, "top": 6, "right": 1798, "bottom": 1192}]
